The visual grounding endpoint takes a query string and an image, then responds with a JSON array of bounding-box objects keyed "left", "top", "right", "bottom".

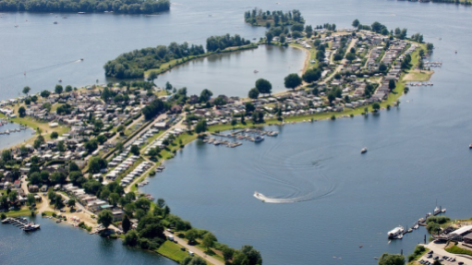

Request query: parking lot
[{"left": 417, "top": 242, "right": 472, "bottom": 265}]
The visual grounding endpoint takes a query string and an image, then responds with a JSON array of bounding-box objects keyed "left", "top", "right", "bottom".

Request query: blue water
[
  {"left": 0, "top": 122, "right": 34, "bottom": 150},
  {"left": 0, "top": 217, "right": 177, "bottom": 265},
  {"left": 1, "top": 0, "right": 472, "bottom": 264}
]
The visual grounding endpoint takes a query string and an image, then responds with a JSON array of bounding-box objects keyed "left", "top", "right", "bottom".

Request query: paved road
[{"left": 164, "top": 231, "right": 224, "bottom": 265}]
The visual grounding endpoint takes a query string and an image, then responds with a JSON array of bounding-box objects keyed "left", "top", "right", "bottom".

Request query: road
[
  {"left": 164, "top": 231, "right": 224, "bottom": 265},
  {"left": 321, "top": 38, "right": 357, "bottom": 84}
]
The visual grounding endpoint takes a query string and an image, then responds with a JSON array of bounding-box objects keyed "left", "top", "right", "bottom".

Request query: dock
[
  {"left": 2, "top": 217, "right": 41, "bottom": 232},
  {"left": 205, "top": 129, "right": 278, "bottom": 148}
]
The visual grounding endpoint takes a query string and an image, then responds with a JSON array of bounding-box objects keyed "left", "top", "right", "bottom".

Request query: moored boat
[
  {"left": 361, "top": 147, "right": 367, "bottom": 154},
  {"left": 388, "top": 226, "right": 404, "bottom": 239}
]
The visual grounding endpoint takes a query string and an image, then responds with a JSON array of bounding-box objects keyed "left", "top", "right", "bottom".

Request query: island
[
  {"left": 0, "top": 0, "right": 170, "bottom": 14},
  {"left": 0, "top": 10, "right": 440, "bottom": 265}
]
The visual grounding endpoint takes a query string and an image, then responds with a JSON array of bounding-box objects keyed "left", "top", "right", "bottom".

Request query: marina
[
  {"left": 204, "top": 129, "right": 278, "bottom": 147},
  {"left": 408, "top": 82, "right": 434, "bottom": 87},
  {"left": 388, "top": 205, "right": 447, "bottom": 240}
]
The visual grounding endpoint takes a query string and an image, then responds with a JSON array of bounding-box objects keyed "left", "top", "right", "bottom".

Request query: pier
[
  {"left": 204, "top": 129, "right": 279, "bottom": 147},
  {"left": 2, "top": 217, "right": 41, "bottom": 232},
  {"left": 0, "top": 125, "right": 28, "bottom": 135}
]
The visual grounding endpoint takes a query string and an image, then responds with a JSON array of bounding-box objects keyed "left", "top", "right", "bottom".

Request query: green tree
[
  {"left": 26, "top": 194, "right": 35, "bottom": 206},
  {"left": 89, "top": 157, "right": 107, "bottom": 173},
  {"left": 302, "top": 69, "right": 321, "bottom": 83},
  {"left": 388, "top": 80, "right": 396, "bottom": 91},
  {"left": 57, "top": 141, "right": 66, "bottom": 152},
  {"left": 195, "top": 120, "right": 207, "bottom": 134},
  {"left": 245, "top": 102, "right": 255, "bottom": 113},
  {"left": 255, "top": 78, "right": 272, "bottom": 95},
  {"left": 40, "top": 90, "right": 50, "bottom": 98},
  {"left": 202, "top": 232, "right": 217, "bottom": 250},
  {"left": 241, "top": 245, "right": 262, "bottom": 265},
  {"left": 147, "top": 71, "right": 158, "bottom": 84},
  {"left": 55, "top": 85, "right": 63, "bottom": 95},
  {"left": 185, "top": 229, "right": 198, "bottom": 244},
  {"left": 378, "top": 253, "right": 405, "bottom": 265},
  {"left": 372, "top": 102, "right": 381, "bottom": 112},
  {"left": 199, "top": 89, "right": 213, "bottom": 103},
  {"left": 352, "top": 19, "right": 360, "bottom": 27},
  {"left": 181, "top": 256, "right": 207, "bottom": 265},
  {"left": 50, "top": 131, "right": 59, "bottom": 139},
  {"left": 18, "top": 106, "right": 26, "bottom": 118},
  {"left": 98, "top": 210, "right": 113, "bottom": 229},
  {"left": 23, "top": 86, "right": 31, "bottom": 96},
  {"left": 65, "top": 85, "right": 72, "bottom": 92},
  {"left": 124, "top": 230, "right": 139, "bottom": 246},
  {"left": 284, "top": 73, "right": 302, "bottom": 90},
  {"left": 68, "top": 199, "right": 76, "bottom": 209},
  {"left": 122, "top": 215, "right": 131, "bottom": 233},
  {"left": 248, "top": 88, "right": 260, "bottom": 99},
  {"left": 131, "top": 145, "right": 140, "bottom": 156},
  {"left": 345, "top": 52, "right": 356, "bottom": 62},
  {"left": 2, "top": 150, "right": 12, "bottom": 161}
]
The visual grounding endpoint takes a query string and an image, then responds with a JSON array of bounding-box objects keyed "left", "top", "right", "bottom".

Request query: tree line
[
  {"left": 104, "top": 34, "right": 251, "bottom": 79},
  {"left": 0, "top": 0, "right": 169, "bottom": 14},
  {"left": 244, "top": 8, "right": 304, "bottom": 27},
  {"left": 206, "top": 34, "right": 250, "bottom": 52}
]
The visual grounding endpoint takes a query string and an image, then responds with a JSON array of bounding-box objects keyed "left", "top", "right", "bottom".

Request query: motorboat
[
  {"left": 23, "top": 223, "right": 40, "bottom": 232},
  {"left": 254, "top": 70, "right": 259, "bottom": 74},
  {"left": 53, "top": 21, "right": 58, "bottom": 24},
  {"left": 361, "top": 147, "right": 367, "bottom": 154},
  {"left": 253, "top": 191, "right": 265, "bottom": 202},
  {"left": 387, "top": 226, "right": 404, "bottom": 239},
  {"left": 254, "top": 135, "right": 264, "bottom": 142}
]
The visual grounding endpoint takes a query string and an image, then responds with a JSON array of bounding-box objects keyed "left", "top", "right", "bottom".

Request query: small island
[{"left": 0, "top": 0, "right": 170, "bottom": 14}]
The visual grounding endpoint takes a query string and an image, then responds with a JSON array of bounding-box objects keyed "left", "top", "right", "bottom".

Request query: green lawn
[
  {"left": 446, "top": 244, "right": 472, "bottom": 256},
  {"left": 5, "top": 207, "right": 34, "bottom": 217},
  {"left": 156, "top": 241, "right": 189, "bottom": 263}
]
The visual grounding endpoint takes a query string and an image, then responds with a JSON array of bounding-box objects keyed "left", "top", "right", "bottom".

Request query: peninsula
[{"left": 0, "top": 12, "right": 439, "bottom": 265}]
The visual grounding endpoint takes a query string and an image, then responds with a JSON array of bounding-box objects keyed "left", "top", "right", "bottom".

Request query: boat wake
[{"left": 250, "top": 140, "right": 337, "bottom": 204}]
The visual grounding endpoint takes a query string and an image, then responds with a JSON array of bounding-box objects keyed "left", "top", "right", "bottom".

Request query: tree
[
  {"left": 202, "top": 232, "right": 217, "bottom": 250},
  {"left": 18, "top": 106, "right": 26, "bottom": 118},
  {"left": 426, "top": 43, "right": 434, "bottom": 51},
  {"left": 195, "top": 120, "right": 207, "bottom": 134},
  {"left": 8, "top": 190, "right": 18, "bottom": 204},
  {"left": 185, "top": 229, "right": 198, "bottom": 244},
  {"left": 378, "top": 253, "right": 405, "bottom": 265},
  {"left": 98, "top": 210, "right": 113, "bottom": 229},
  {"left": 245, "top": 102, "right": 255, "bottom": 113},
  {"left": 50, "top": 172, "right": 66, "bottom": 184},
  {"left": 55, "top": 85, "right": 63, "bottom": 95},
  {"left": 284, "top": 73, "right": 302, "bottom": 90},
  {"left": 57, "top": 141, "right": 66, "bottom": 152},
  {"left": 67, "top": 199, "right": 76, "bottom": 208},
  {"left": 352, "top": 19, "right": 360, "bottom": 28},
  {"left": 65, "top": 85, "right": 72, "bottom": 92},
  {"left": 181, "top": 256, "right": 207, "bottom": 265},
  {"left": 372, "top": 103, "right": 380, "bottom": 112},
  {"left": 23, "top": 86, "right": 31, "bottom": 96},
  {"left": 255, "top": 78, "right": 272, "bottom": 95},
  {"left": 124, "top": 230, "right": 139, "bottom": 246},
  {"left": 345, "top": 52, "right": 356, "bottom": 62},
  {"left": 248, "top": 88, "right": 259, "bottom": 99},
  {"left": 122, "top": 215, "right": 131, "bottom": 233},
  {"left": 40, "top": 90, "right": 50, "bottom": 98},
  {"left": 241, "top": 245, "right": 263, "bottom": 265},
  {"left": 131, "top": 145, "right": 140, "bottom": 156},
  {"left": 379, "top": 63, "right": 387, "bottom": 72},
  {"left": 213, "top": 96, "right": 226, "bottom": 106},
  {"left": 26, "top": 194, "right": 35, "bottom": 206},
  {"left": 265, "top": 31, "right": 273, "bottom": 44},
  {"left": 199, "top": 89, "right": 213, "bottom": 103},
  {"left": 302, "top": 69, "right": 321, "bottom": 83},
  {"left": 147, "top": 71, "right": 158, "bottom": 84},
  {"left": 89, "top": 157, "right": 107, "bottom": 173},
  {"left": 388, "top": 80, "right": 396, "bottom": 91},
  {"left": 222, "top": 245, "right": 234, "bottom": 261},
  {"left": 2, "top": 150, "right": 12, "bottom": 162},
  {"left": 50, "top": 131, "right": 59, "bottom": 139}
]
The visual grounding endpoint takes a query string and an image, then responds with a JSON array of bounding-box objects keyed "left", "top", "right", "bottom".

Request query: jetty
[
  {"left": 2, "top": 217, "right": 41, "bottom": 232},
  {"left": 0, "top": 125, "right": 28, "bottom": 135}
]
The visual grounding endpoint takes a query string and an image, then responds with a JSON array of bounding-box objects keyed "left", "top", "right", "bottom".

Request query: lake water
[
  {"left": 2, "top": 0, "right": 472, "bottom": 264},
  {"left": 153, "top": 45, "right": 306, "bottom": 96},
  {"left": 0, "top": 122, "right": 34, "bottom": 150},
  {"left": 0, "top": 217, "right": 177, "bottom": 265}
]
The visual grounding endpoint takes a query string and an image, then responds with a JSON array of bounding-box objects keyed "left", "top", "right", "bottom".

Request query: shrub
[
  {"left": 330, "top": 115, "right": 336, "bottom": 120},
  {"left": 1, "top": 213, "right": 6, "bottom": 220}
]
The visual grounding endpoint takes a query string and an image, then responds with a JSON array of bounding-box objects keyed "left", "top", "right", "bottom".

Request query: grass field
[
  {"left": 446, "top": 244, "right": 472, "bottom": 256},
  {"left": 5, "top": 207, "right": 34, "bottom": 217},
  {"left": 156, "top": 241, "right": 189, "bottom": 263},
  {"left": 403, "top": 70, "right": 434, "bottom": 82}
]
